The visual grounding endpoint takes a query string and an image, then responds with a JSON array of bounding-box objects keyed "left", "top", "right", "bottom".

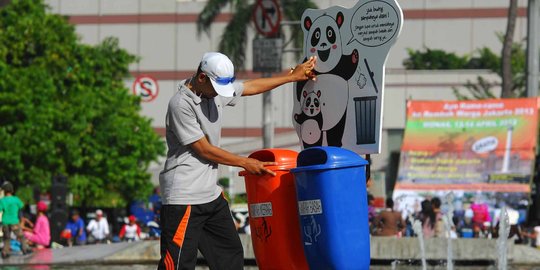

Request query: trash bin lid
[
  {"left": 239, "top": 149, "right": 298, "bottom": 176},
  {"left": 291, "top": 146, "right": 367, "bottom": 173}
]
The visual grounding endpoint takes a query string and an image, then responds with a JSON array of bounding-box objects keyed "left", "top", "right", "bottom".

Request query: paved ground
[
  {"left": 0, "top": 241, "right": 140, "bottom": 265},
  {"left": 0, "top": 237, "right": 539, "bottom": 267}
]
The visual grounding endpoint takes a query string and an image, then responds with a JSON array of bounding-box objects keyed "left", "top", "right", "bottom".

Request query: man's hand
[
  {"left": 190, "top": 137, "right": 277, "bottom": 176},
  {"left": 241, "top": 158, "right": 277, "bottom": 176},
  {"left": 290, "top": 56, "right": 317, "bottom": 81}
]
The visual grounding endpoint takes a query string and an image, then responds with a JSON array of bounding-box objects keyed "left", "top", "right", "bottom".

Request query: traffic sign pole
[
  {"left": 262, "top": 73, "right": 274, "bottom": 148},
  {"left": 252, "top": 0, "right": 282, "bottom": 148}
]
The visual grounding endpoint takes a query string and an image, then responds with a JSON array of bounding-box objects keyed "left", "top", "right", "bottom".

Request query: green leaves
[
  {"left": 404, "top": 41, "right": 528, "bottom": 99},
  {"left": 197, "top": 0, "right": 231, "bottom": 36},
  {"left": 0, "top": 0, "right": 164, "bottom": 207},
  {"left": 218, "top": 2, "right": 254, "bottom": 69},
  {"left": 403, "top": 48, "right": 469, "bottom": 70}
]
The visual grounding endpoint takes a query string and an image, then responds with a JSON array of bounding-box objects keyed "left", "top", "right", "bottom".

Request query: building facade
[{"left": 44, "top": 0, "right": 529, "bottom": 194}]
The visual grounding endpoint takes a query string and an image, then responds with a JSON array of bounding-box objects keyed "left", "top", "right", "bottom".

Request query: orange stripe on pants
[
  {"left": 173, "top": 205, "right": 191, "bottom": 247},
  {"left": 165, "top": 250, "right": 174, "bottom": 270}
]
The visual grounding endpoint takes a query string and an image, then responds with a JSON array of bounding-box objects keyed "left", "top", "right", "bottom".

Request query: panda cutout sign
[{"left": 293, "top": 0, "right": 402, "bottom": 154}]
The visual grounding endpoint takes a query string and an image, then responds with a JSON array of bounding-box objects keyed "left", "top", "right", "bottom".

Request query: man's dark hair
[
  {"left": 431, "top": 197, "right": 441, "bottom": 209},
  {"left": 1, "top": 181, "right": 13, "bottom": 193},
  {"left": 196, "top": 63, "right": 203, "bottom": 75},
  {"left": 386, "top": 198, "right": 394, "bottom": 209}
]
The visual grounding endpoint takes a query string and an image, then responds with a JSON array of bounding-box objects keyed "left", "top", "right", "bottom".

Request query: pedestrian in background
[
  {"left": 63, "top": 209, "right": 87, "bottom": 246},
  {"left": 373, "top": 198, "right": 405, "bottom": 237},
  {"left": 418, "top": 199, "right": 436, "bottom": 238},
  {"left": 86, "top": 209, "right": 109, "bottom": 244},
  {"left": 431, "top": 197, "right": 445, "bottom": 238},
  {"left": 367, "top": 194, "right": 377, "bottom": 231},
  {"left": 119, "top": 215, "right": 141, "bottom": 242},
  {"left": 0, "top": 181, "right": 32, "bottom": 258}
]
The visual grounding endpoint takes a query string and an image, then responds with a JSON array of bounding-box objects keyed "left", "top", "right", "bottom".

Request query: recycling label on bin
[
  {"left": 249, "top": 202, "right": 273, "bottom": 218},
  {"left": 298, "top": 199, "right": 323, "bottom": 216}
]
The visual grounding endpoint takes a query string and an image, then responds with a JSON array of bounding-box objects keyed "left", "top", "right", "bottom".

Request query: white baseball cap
[
  {"left": 96, "top": 209, "right": 103, "bottom": 216},
  {"left": 200, "top": 52, "right": 236, "bottom": 97}
]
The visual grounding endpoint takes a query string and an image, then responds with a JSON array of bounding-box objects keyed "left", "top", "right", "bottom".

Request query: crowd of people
[
  {"left": 0, "top": 181, "right": 160, "bottom": 257},
  {"left": 2, "top": 177, "right": 540, "bottom": 260},
  {"left": 367, "top": 193, "right": 540, "bottom": 248},
  {"left": 60, "top": 209, "right": 147, "bottom": 246}
]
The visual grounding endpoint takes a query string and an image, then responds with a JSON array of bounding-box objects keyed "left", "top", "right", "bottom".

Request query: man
[
  {"left": 0, "top": 181, "right": 32, "bottom": 257},
  {"left": 372, "top": 198, "right": 405, "bottom": 237},
  {"left": 86, "top": 209, "right": 110, "bottom": 244},
  {"left": 158, "top": 52, "right": 316, "bottom": 270},
  {"left": 63, "top": 209, "right": 87, "bottom": 246}
]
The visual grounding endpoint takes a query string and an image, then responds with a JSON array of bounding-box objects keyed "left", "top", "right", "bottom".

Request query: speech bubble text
[{"left": 348, "top": 0, "right": 400, "bottom": 47}]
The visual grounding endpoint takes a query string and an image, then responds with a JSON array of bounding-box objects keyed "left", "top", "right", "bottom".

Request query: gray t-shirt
[{"left": 160, "top": 80, "right": 243, "bottom": 205}]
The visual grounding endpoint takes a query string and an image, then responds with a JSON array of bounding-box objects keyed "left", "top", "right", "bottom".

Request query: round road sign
[
  {"left": 253, "top": 0, "right": 282, "bottom": 37},
  {"left": 132, "top": 75, "right": 159, "bottom": 102}
]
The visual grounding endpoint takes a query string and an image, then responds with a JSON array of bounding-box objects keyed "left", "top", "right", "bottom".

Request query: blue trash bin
[{"left": 291, "top": 146, "right": 370, "bottom": 270}]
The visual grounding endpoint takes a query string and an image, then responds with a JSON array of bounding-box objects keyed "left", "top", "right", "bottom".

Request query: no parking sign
[{"left": 132, "top": 75, "right": 159, "bottom": 102}]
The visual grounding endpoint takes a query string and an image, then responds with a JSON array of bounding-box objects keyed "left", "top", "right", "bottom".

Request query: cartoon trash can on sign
[
  {"left": 291, "top": 146, "right": 370, "bottom": 270},
  {"left": 239, "top": 149, "right": 309, "bottom": 270}
]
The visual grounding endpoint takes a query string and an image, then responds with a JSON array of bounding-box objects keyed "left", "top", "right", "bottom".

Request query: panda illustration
[
  {"left": 296, "top": 11, "right": 359, "bottom": 102},
  {"left": 293, "top": 74, "right": 349, "bottom": 148},
  {"left": 294, "top": 90, "right": 323, "bottom": 148}
]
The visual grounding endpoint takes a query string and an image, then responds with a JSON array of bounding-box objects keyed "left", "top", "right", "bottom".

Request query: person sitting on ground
[
  {"left": 146, "top": 214, "right": 161, "bottom": 240},
  {"left": 86, "top": 209, "right": 110, "bottom": 244},
  {"left": 493, "top": 207, "right": 524, "bottom": 243},
  {"left": 0, "top": 181, "right": 32, "bottom": 258},
  {"left": 471, "top": 199, "right": 491, "bottom": 235},
  {"left": 119, "top": 215, "right": 141, "bottom": 242},
  {"left": 22, "top": 201, "right": 50, "bottom": 249},
  {"left": 457, "top": 209, "right": 475, "bottom": 238},
  {"left": 62, "top": 209, "right": 87, "bottom": 246},
  {"left": 373, "top": 198, "right": 405, "bottom": 237}
]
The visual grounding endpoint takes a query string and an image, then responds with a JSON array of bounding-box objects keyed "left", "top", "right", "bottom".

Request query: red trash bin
[{"left": 239, "top": 149, "right": 309, "bottom": 270}]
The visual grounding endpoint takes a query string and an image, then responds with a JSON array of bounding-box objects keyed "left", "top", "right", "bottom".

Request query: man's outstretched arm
[
  {"left": 242, "top": 56, "right": 317, "bottom": 96},
  {"left": 190, "top": 136, "right": 276, "bottom": 176}
]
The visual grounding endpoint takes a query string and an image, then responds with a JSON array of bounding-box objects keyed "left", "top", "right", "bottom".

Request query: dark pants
[
  {"left": 2, "top": 224, "right": 29, "bottom": 255},
  {"left": 158, "top": 196, "right": 243, "bottom": 270}
]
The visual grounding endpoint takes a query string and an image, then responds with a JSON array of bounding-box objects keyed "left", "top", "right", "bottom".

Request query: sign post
[
  {"left": 253, "top": 38, "right": 283, "bottom": 73},
  {"left": 253, "top": 0, "right": 282, "bottom": 148}
]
